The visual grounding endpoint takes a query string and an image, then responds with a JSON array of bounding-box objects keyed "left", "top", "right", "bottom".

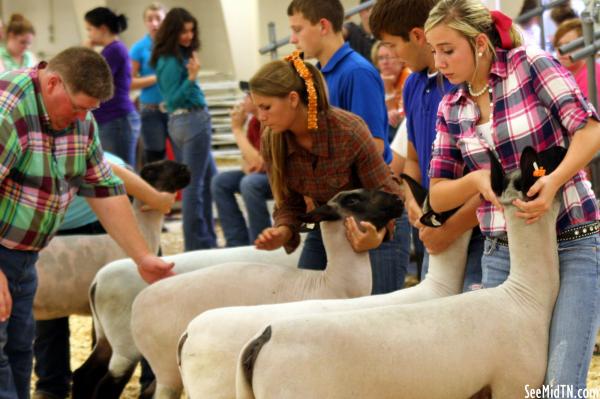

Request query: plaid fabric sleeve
[
  {"left": 0, "top": 114, "right": 22, "bottom": 181},
  {"left": 527, "top": 47, "right": 600, "bottom": 135},
  {"left": 77, "top": 118, "right": 125, "bottom": 198},
  {"left": 429, "top": 103, "right": 465, "bottom": 180},
  {"left": 261, "top": 129, "right": 307, "bottom": 254},
  {"left": 273, "top": 189, "right": 307, "bottom": 254}
]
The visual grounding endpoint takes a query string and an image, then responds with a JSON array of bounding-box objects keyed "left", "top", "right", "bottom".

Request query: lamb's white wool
[
  {"left": 33, "top": 200, "right": 161, "bottom": 320},
  {"left": 237, "top": 149, "right": 563, "bottom": 399},
  {"left": 34, "top": 160, "right": 191, "bottom": 321},
  {"left": 122, "top": 190, "right": 404, "bottom": 399},
  {"left": 178, "top": 213, "right": 472, "bottom": 399},
  {"left": 71, "top": 244, "right": 301, "bottom": 399}
]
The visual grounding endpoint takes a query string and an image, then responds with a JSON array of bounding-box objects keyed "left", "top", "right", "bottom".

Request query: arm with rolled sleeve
[
  {"left": 515, "top": 48, "right": 600, "bottom": 215},
  {"left": 81, "top": 122, "right": 174, "bottom": 283}
]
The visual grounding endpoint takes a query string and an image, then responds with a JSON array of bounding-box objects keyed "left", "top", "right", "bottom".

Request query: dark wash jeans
[{"left": 0, "top": 244, "right": 39, "bottom": 399}]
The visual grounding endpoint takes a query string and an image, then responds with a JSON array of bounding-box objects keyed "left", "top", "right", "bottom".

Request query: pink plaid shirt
[{"left": 429, "top": 46, "right": 599, "bottom": 237}]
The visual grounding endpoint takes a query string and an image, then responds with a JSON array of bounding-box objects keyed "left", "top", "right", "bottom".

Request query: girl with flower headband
[
  {"left": 425, "top": 0, "right": 600, "bottom": 389},
  {"left": 250, "top": 52, "right": 404, "bottom": 281}
]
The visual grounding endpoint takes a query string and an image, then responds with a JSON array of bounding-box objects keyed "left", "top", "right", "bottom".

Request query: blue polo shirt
[
  {"left": 318, "top": 42, "right": 391, "bottom": 164},
  {"left": 60, "top": 152, "right": 127, "bottom": 230},
  {"left": 404, "top": 69, "right": 453, "bottom": 189},
  {"left": 130, "top": 34, "right": 164, "bottom": 105}
]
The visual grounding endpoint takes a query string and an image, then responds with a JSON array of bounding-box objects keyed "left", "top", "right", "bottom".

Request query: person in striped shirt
[
  {"left": 0, "top": 46, "right": 174, "bottom": 399},
  {"left": 425, "top": 0, "right": 600, "bottom": 391}
]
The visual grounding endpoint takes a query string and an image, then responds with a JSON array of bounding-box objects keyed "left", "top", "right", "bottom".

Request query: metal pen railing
[
  {"left": 514, "top": 0, "right": 569, "bottom": 50},
  {"left": 258, "top": 0, "right": 376, "bottom": 59}
]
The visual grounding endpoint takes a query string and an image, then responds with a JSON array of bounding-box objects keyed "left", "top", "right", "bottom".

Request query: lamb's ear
[
  {"left": 519, "top": 146, "right": 540, "bottom": 196},
  {"left": 538, "top": 146, "right": 567, "bottom": 175},
  {"left": 400, "top": 174, "right": 427, "bottom": 207},
  {"left": 489, "top": 150, "right": 505, "bottom": 197},
  {"left": 298, "top": 204, "right": 341, "bottom": 223}
]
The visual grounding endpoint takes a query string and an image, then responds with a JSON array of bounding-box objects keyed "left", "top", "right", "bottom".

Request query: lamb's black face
[
  {"left": 490, "top": 146, "right": 567, "bottom": 204},
  {"left": 299, "top": 189, "right": 404, "bottom": 230},
  {"left": 140, "top": 160, "right": 191, "bottom": 192}
]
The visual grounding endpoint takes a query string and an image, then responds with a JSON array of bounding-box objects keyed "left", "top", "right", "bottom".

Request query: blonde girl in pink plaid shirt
[{"left": 425, "top": 0, "right": 600, "bottom": 393}]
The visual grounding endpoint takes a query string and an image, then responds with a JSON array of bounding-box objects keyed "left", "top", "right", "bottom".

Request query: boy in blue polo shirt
[
  {"left": 370, "top": 0, "right": 482, "bottom": 290},
  {"left": 286, "top": 0, "right": 410, "bottom": 294}
]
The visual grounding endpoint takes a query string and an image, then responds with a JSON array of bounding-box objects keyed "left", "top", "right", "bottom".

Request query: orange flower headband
[{"left": 284, "top": 51, "right": 318, "bottom": 130}]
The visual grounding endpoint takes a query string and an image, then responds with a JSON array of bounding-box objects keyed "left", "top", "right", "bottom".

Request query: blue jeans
[
  {"left": 298, "top": 211, "right": 411, "bottom": 294},
  {"left": 421, "top": 229, "right": 484, "bottom": 291},
  {"left": 140, "top": 106, "right": 170, "bottom": 163},
  {"left": 169, "top": 109, "right": 217, "bottom": 250},
  {"left": 0, "top": 245, "right": 39, "bottom": 399},
  {"left": 97, "top": 111, "right": 141, "bottom": 167},
  {"left": 482, "top": 233, "right": 600, "bottom": 396},
  {"left": 211, "top": 170, "right": 272, "bottom": 247}
]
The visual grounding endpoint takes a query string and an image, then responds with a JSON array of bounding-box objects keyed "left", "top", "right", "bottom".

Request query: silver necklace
[{"left": 467, "top": 82, "right": 489, "bottom": 97}]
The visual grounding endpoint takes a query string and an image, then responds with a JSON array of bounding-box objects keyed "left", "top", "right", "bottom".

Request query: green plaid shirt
[{"left": 0, "top": 63, "right": 125, "bottom": 251}]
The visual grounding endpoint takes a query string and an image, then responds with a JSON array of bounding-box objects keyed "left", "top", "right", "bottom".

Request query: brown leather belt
[
  {"left": 495, "top": 221, "right": 599, "bottom": 246},
  {"left": 140, "top": 103, "right": 167, "bottom": 112}
]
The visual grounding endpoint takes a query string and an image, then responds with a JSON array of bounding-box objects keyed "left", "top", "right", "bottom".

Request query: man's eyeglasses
[{"left": 61, "top": 80, "right": 100, "bottom": 114}]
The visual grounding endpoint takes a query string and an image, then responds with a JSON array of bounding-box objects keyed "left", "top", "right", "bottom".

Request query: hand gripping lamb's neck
[{"left": 237, "top": 146, "right": 565, "bottom": 399}]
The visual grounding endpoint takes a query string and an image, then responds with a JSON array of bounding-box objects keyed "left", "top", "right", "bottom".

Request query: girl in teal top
[
  {"left": 151, "top": 7, "right": 217, "bottom": 250},
  {"left": 0, "top": 14, "right": 37, "bottom": 72}
]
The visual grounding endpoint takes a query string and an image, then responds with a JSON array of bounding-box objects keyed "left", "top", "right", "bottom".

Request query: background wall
[{"left": 0, "top": 0, "right": 526, "bottom": 81}]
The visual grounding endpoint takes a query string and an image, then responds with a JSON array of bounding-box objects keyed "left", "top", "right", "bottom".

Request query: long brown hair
[
  {"left": 249, "top": 59, "right": 329, "bottom": 205},
  {"left": 150, "top": 8, "right": 199, "bottom": 67}
]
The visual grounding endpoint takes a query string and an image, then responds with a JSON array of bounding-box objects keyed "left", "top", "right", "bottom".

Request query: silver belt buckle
[{"left": 172, "top": 108, "right": 189, "bottom": 116}]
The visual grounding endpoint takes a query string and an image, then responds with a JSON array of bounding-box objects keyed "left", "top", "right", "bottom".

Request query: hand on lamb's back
[{"left": 137, "top": 255, "right": 176, "bottom": 284}]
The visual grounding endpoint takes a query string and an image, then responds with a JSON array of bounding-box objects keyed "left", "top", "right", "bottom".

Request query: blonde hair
[
  {"left": 425, "top": 0, "right": 523, "bottom": 60},
  {"left": 144, "top": 2, "right": 168, "bottom": 19},
  {"left": 371, "top": 40, "right": 383, "bottom": 68},
  {"left": 249, "top": 59, "right": 329, "bottom": 205}
]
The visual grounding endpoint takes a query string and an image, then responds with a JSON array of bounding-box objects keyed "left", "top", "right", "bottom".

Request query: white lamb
[
  {"left": 177, "top": 178, "right": 474, "bottom": 399},
  {"left": 123, "top": 189, "right": 404, "bottom": 399},
  {"left": 71, "top": 244, "right": 301, "bottom": 399},
  {"left": 237, "top": 146, "right": 564, "bottom": 399},
  {"left": 34, "top": 160, "right": 191, "bottom": 320}
]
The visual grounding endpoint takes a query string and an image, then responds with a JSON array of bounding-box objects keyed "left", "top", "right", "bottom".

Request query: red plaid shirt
[
  {"left": 429, "top": 46, "right": 599, "bottom": 236},
  {"left": 262, "top": 107, "right": 402, "bottom": 253}
]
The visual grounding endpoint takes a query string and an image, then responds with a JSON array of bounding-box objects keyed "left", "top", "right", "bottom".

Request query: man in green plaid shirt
[{"left": 0, "top": 47, "right": 175, "bottom": 399}]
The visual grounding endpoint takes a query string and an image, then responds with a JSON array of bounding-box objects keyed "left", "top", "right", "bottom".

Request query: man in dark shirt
[{"left": 342, "top": 0, "right": 375, "bottom": 62}]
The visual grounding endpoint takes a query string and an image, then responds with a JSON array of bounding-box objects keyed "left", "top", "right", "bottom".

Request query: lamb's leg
[
  {"left": 71, "top": 337, "right": 112, "bottom": 399},
  {"left": 139, "top": 379, "right": 156, "bottom": 399},
  {"left": 154, "top": 383, "right": 183, "bottom": 399},
  {"left": 90, "top": 359, "right": 137, "bottom": 399}
]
